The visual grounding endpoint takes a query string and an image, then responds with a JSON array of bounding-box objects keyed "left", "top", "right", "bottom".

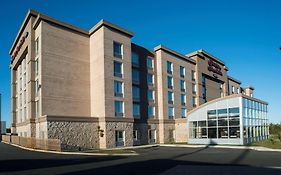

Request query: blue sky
[{"left": 0, "top": 0, "right": 281, "bottom": 126}]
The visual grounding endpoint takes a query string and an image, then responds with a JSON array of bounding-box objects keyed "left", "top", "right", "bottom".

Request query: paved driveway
[{"left": 0, "top": 142, "right": 281, "bottom": 175}]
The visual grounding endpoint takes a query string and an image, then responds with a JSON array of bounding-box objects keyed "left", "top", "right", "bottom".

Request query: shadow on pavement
[
  {"left": 60, "top": 158, "right": 281, "bottom": 175},
  {"left": 0, "top": 156, "right": 126, "bottom": 173}
]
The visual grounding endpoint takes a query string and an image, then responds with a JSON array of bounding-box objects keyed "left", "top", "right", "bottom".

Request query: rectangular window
[
  {"left": 180, "top": 66, "right": 185, "bottom": 78},
  {"left": 133, "top": 130, "right": 138, "bottom": 141},
  {"left": 114, "top": 101, "right": 124, "bottom": 117},
  {"left": 35, "top": 38, "right": 39, "bottom": 56},
  {"left": 192, "top": 83, "right": 196, "bottom": 94},
  {"left": 147, "top": 74, "right": 154, "bottom": 86},
  {"left": 167, "top": 61, "right": 173, "bottom": 74},
  {"left": 192, "top": 96, "right": 196, "bottom": 107},
  {"left": 132, "top": 68, "right": 139, "bottom": 83},
  {"left": 113, "top": 41, "right": 123, "bottom": 58},
  {"left": 167, "top": 76, "right": 173, "bottom": 89},
  {"left": 133, "top": 103, "right": 140, "bottom": 118},
  {"left": 115, "top": 130, "right": 125, "bottom": 146},
  {"left": 148, "top": 106, "right": 155, "bottom": 118},
  {"left": 191, "top": 70, "right": 196, "bottom": 81},
  {"left": 147, "top": 89, "right": 154, "bottom": 102},
  {"left": 168, "top": 107, "right": 174, "bottom": 119},
  {"left": 35, "top": 100, "right": 39, "bottom": 118},
  {"left": 131, "top": 52, "right": 139, "bottom": 67},
  {"left": 132, "top": 86, "right": 140, "bottom": 101},
  {"left": 181, "top": 94, "right": 186, "bottom": 106},
  {"left": 168, "top": 91, "right": 174, "bottom": 104},
  {"left": 35, "top": 58, "right": 39, "bottom": 75},
  {"left": 114, "top": 80, "right": 123, "bottom": 97},
  {"left": 114, "top": 61, "right": 123, "bottom": 77},
  {"left": 237, "top": 88, "right": 240, "bottom": 94},
  {"left": 147, "top": 57, "right": 153, "bottom": 69},
  {"left": 35, "top": 79, "right": 39, "bottom": 97},
  {"left": 232, "top": 86, "right": 235, "bottom": 93},
  {"left": 180, "top": 80, "right": 185, "bottom": 92},
  {"left": 181, "top": 108, "right": 186, "bottom": 118}
]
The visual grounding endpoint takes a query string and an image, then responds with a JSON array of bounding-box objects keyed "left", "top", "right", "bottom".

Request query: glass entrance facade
[{"left": 188, "top": 95, "right": 268, "bottom": 145}]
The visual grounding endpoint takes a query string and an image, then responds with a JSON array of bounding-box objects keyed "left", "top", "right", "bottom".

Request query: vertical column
[{"left": 11, "top": 69, "right": 17, "bottom": 133}]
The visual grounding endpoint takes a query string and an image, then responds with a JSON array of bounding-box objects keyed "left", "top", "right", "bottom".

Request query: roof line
[
  {"left": 89, "top": 19, "right": 133, "bottom": 37},
  {"left": 187, "top": 49, "right": 226, "bottom": 66},
  {"left": 9, "top": 9, "right": 38, "bottom": 54},
  {"left": 228, "top": 76, "right": 242, "bottom": 84},
  {"left": 154, "top": 45, "right": 196, "bottom": 64}
]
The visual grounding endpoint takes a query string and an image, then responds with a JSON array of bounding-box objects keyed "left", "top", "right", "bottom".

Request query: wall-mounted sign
[
  {"left": 11, "top": 32, "right": 29, "bottom": 60},
  {"left": 208, "top": 59, "right": 222, "bottom": 76}
]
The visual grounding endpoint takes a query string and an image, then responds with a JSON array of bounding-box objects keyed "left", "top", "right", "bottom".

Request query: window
[
  {"left": 168, "top": 107, "right": 174, "bottom": 119},
  {"left": 114, "top": 101, "right": 124, "bottom": 117},
  {"left": 115, "top": 130, "right": 125, "bottom": 146},
  {"left": 148, "top": 106, "right": 155, "bottom": 118},
  {"left": 147, "top": 89, "right": 154, "bottom": 101},
  {"left": 147, "top": 74, "right": 154, "bottom": 86},
  {"left": 114, "top": 80, "right": 123, "bottom": 97},
  {"left": 180, "top": 80, "right": 185, "bottom": 92},
  {"left": 167, "top": 61, "right": 173, "bottom": 74},
  {"left": 232, "top": 86, "right": 235, "bottom": 93},
  {"left": 35, "top": 58, "right": 39, "bottom": 75},
  {"left": 192, "top": 96, "right": 196, "bottom": 107},
  {"left": 168, "top": 91, "right": 174, "bottom": 104},
  {"left": 181, "top": 108, "right": 186, "bottom": 118},
  {"left": 35, "top": 79, "right": 39, "bottom": 97},
  {"left": 181, "top": 94, "right": 186, "bottom": 106},
  {"left": 220, "top": 83, "right": 223, "bottom": 90},
  {"left": 35, "top": 38, "right": 39, "bottom": 56},
  {"left": 180, "top": 66, "right": 185, "bottom": 78},
  {"left": 113, "top": 41, "right": 123, "bottom": 58},
  {"left": 192, "top": 83, "right": 196, "bottom": 94},
  {"left": 114, "top": 61, "right": 123, "bottom": 77},
  {"left": 191, "top": 70, "right": 196, "bottom": 81},
  {"left": 133, "top": 130, "right": 138, "bottom": 141},
  {"left": 133, "top": 103, "right": 140, "bottom": 118},
  {"left": 237, "top": 88, "right": 240, "bottom": 94},
  {"left": 35, "top": 100, "right": 39, "bottom": 118},
  {"left": 167, "top": 76, "right": 173, "bottom": 89},
  {"left": 132, "top": 86, "right": 140, "bottom": 101},
  {"left": 131, "top": 52, "right": 139, "bottom": 67},
  {"left": 132, "top": 68, "right": 139, "bottom": 83},
  {"left": 147, "top": 57, "right": 153, "bottom": 69}
]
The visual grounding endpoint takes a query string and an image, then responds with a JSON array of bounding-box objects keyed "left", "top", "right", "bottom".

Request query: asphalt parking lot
[{"left": 0, "top": 142, "right": 281, "bottom": 175}]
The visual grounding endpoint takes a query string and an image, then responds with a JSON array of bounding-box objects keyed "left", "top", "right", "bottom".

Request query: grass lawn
[{"left": 251, "top": 139, "right": 281, "bottom": 149}]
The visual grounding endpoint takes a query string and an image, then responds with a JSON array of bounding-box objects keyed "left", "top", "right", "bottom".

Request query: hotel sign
[
  {"left": 208, "top": 59, "right": 222, "bottom": 76},
  {"left": 11, "top": 32, "right": 29, "bottom": 60}
]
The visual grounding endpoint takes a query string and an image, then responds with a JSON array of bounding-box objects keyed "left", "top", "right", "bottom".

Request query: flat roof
[
  {"left": 154, "top": 45, "right": 196, "bottom": 65},
  {"left": 228, "top": 76, "right": 242, "bottom": 84},
  {"left": 187, "top": 49, "right": 226, "bottom": 66},
  {"left": 10, "top": 9, "right": 133, "bottom": 55}
]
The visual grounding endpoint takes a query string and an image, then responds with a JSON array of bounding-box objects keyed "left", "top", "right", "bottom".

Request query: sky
[{"left": 0, "top": 0, "right": 281, "bottom": 127}]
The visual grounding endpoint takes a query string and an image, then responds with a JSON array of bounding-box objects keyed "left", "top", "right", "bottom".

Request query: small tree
[
  {"left": 269, "top": 137, "right": 275, "bottom": 145},
  {"left": 278, "top": 132, "right": 281, "bottom": 141}
]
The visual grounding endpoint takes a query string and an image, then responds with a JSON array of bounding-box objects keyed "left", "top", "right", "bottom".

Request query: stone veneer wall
[
  {"left": 163, "top": 123, "right": 176, "bottom": 143},
  {"left": 133, "top": 123, "right": 148, "bottom": 145},
  {"left": 105, "top": 122, "right": 134, "bottom": 148},
  {"left": 47, "top": 121, "right": 99, "bottom": 151}
]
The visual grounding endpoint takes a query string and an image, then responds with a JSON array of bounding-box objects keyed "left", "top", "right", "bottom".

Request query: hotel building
[{"left": 9, "top": 10, "right": 268, "bottom": 150}]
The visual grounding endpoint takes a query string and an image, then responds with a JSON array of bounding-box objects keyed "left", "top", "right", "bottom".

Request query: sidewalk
[{"left": 160, "top": 144, "right": 281, "bottom": 152}]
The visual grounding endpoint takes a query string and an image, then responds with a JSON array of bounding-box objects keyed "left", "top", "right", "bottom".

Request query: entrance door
[
  {"left": 148, "top": 129, "right": 156, "bottom": 144},
  {"left": 115, "top": 130, "right": 125, "bottom": 147}
]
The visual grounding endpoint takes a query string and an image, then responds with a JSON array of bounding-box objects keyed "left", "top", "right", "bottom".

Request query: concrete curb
[
  {"left": 160, "top": 144, "right": 281, "bottom": 152},
  {"left": 1, "top": 141, "right": 138, "bottom": 156}
]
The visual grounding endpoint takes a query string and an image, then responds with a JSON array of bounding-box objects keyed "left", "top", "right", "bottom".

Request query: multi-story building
[{"left": 9, "top": 10, "right": 268, "bottom": 150}]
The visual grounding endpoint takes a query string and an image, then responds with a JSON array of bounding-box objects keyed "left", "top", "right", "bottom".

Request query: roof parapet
[
  {"left": 154, "top": 45, "right": 196, "bottom": 64},
  {"left": 228, "top": 76, "right": 242, "bottom": 84},
  {"left": 187, "top": 49, "right": 226, "bottom": 66},
  {"left": 89, "top": 19, "right": 133, "bottom": 38}
]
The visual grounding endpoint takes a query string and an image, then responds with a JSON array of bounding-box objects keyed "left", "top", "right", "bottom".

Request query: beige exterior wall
[{"left": 40, "top": 21, "right": 90, "bottom": 117}]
